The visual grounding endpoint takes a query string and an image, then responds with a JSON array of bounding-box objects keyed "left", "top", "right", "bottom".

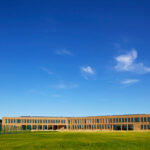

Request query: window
[
  {"left": 148, "top": 117, "right": 150, "bottom": 122},
  {"left": 116, "top": 118, "right": 118, "bottom": 123},
  {"left": 27, "top": 125, "right": 31, "bottom": 130},
  {"left": 113, "top": 118, "right": 115, "bottom": 123},
  {"left": 141, "top": 117, "right": 143, "bottom": 122},
  {"left": 38, "top": 125, "right": 42, "bottom": 130},
  {"left": 144, "top": 125, "right": 147, "bottom": 130},
  {"left": 144, "top": 117, "right": 147, "bottom": 122},
  {"left": 27, "top": 120, "right": 31, "bottom": 123},
  {"left": 125, "top": 118, "right": 127, "bottom": 122},
  {"left": 128, "top": 118, "right": 130, "bottom": 122},
  {"left": 141, "top": 125, "right": 143, "bottom": 130},
  {"left": 5, "top": 119, "right": 7, "bottom": 123},
  {"left": 119, "top": 118, "right": 121, "bottom": 123},
  {"left": 109, "top": 118, "right": 112, "bottom": 123},
  {"left": 33, "top": 125, "right": 37, "bottom": 130},
  {"left": 97, "top": 125, "right": 99, "bottom": 129},
  {"left": 122, "top": 124, "right": 127, "bottom": 130},
  {"left": 43, "top": 125, "right": 47, "bottom": 130},
  {"left": 128, "top": 124, "right": 133, "bottom": 130},
  {"left": 134, "top": 118, "right": 139, "bottom": 122},
  {"left": 17, "top": 119, "right": 21, "bottom": 123},
  {"left": 122, "top": 118, "right": 124, "bottom": 122},
  {"left": 23, "top": 120, "right": 26, "bottom": 123}
]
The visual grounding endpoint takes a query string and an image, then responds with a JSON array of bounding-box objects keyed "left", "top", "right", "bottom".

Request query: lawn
[{"left": 0, "top": 131, "right": 150, "bottom": 150}]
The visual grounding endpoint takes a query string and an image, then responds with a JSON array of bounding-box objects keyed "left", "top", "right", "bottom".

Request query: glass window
[
  {"left": 141, "top": 117, "right": 143, "bottom": 122},
  {"left": 102, "top": 125, "right": 104, "bottom": 129},
  {"left": 17, "top": 119, "right": 21, "bottom": 123},
  {"left": 125, "top": 118, "right": 127, "bottom": 122},
  {"left": 5, "top": 119, "right": 7, "bottom": 123},
  {"left": 131, "top": 118, "right": 133, "bottom": 122},
  {"left": 33, "top": 125, "right": 37, "bottom": 130},
  {"left": 109, "top": 118, "right": 112, "bottom": 123},
  {"left": 113, "top": 118, "right": 115, "bottom": 123},
  {"left": 141, "top": 125, "right": 143, "bottom": 130},
  {"left": 122, "top": 118, "right": 124, "bottom": 122},
  {"left": 134, "top": 118, "right": 139, "bottom": 122},
  {"left": 128, "top": 124, "right": 133, "bottom": 130},
  {"left": 119, "top": 118, "right": 121, "bottom": 123},
  {"left": 116, "top": 118, "right": 118, "bottom": 123},
  {"left": 128, "top": 118, "right": 130, "bottom": 122},
  {"left": 144, "top": 125, "right": 147, "bottom": 129},
  {"left": 144, "top": 117, "right": 147, "bottom": 122},
  {"left": 38, "top": 125, "right": 42, "bottom": 130},
  {"left": 148, "top": 117, "right": 150, "bottom": 122}
]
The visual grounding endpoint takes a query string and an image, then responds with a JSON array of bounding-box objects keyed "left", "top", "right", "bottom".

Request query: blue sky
[{"left": 0, "top": 0, "right": 150, "bottom": 118}]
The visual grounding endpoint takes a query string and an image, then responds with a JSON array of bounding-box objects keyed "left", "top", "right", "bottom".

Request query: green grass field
[{"left": 0, "top": 131, "right": 150, "bottom": 150}]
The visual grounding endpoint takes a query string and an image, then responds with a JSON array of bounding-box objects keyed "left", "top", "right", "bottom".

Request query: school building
[{"left": 2, "top": 114, "right": 150, "bottom": 131}]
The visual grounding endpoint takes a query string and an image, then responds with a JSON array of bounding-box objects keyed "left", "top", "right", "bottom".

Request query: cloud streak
[
  {"left": 121, "top": 79, "right": 139, "bottom": 84},
  {"left": 115, "top": 49, "right": 150, "bottom": 74},
  {"left": 80, "top": 66, "right": 95, "bottom": 79},
  {"left": 53, "top": 83, "right": 78, "bottom": 89},
  {"left": 41, "top": 67, "right": 53, "bottom": 75},
  {"left": 55, "top": 49, "right": 73, "bottom": 56}
]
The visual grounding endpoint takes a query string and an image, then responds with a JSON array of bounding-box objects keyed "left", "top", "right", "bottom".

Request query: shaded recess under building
[{"left": 2, "top": 114, "right": 150, "bottom": 131}]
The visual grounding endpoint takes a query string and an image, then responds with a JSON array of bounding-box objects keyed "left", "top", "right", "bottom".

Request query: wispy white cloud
[
  {"left": 55, "top": 49, "right": 73, "bottom": 56},
  {"left": 53, "top": 83, "right": 78, "bottom": 89},
  {"left": 41, "top": 67, "right": 53, "bottom": 75},
  {"left": 81, "top": 66, "right": 95, "bottom": 74},
  {"left": 80, "top": 66, "right": 95, "bottom": 79},
  {"left": 115, "top": 49, "right": 150, "bottom": 74},
  {"left": 121, "top": 79, "right": 139, "bottom": 84}
]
